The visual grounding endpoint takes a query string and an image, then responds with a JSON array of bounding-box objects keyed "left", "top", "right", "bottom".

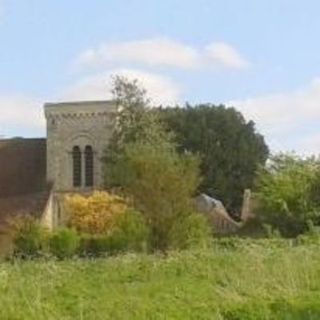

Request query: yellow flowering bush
[{"left": 65, "top": 191, "right": 128, "bottom": 234}]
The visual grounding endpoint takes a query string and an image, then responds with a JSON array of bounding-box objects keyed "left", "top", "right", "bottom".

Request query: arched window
[
  {"left": 85, "top": 145, "right": 94, "bottom": 187},
  {"left": 72, "top": 146, "right": 82, "bottom": 187}
]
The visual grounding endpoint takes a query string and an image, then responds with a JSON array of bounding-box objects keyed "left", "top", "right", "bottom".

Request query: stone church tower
[
  {"left": 0, "top": 101, "right": 117, "bottom": 231},
  {"left": 40, "top": 101, "right": 117, "bottom": 228},
  {"left": 44, "top": 101, "right": 116, "bottom": 192},
  {"left": 0, "top": 100, "right": 250, "bottom": 234}
]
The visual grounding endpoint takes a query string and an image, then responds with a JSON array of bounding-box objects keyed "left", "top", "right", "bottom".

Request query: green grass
[{"left": 1, "top": 240, "right": 320, "bottom": 319}]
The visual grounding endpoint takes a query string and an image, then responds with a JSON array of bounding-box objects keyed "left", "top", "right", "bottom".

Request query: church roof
[
  {"left": 0, "top": 138, "right": 47, "bottom": 197},
  {"left": 0, "top": 138, "right": 49, "bottom": 226}
]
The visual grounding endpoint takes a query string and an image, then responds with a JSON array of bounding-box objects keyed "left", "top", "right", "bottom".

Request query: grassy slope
[{"left": 1, "top": 242, "right": 320, "bottom": 319}]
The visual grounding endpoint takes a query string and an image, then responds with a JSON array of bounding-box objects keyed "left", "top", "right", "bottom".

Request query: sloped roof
[
  {"left": 0, "top": 138, "right": 49, "bottom": 226},
  {"left": 0, "top": 138, "right": 47, "bottom": 197}
]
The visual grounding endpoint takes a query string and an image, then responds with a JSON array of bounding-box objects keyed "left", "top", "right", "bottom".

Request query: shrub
[
  {"left": 236, "top": 217, "right": 266, "bottom": 238},
  {"left": 255, "top": 153, "right": 320, "bottom": 237},
  {"left": 296, "top": 220, "right": 320, "bottom": 245},
  {"left": 49, "top": 228, "right": 80, "bottom": 259},
  {"left": 108, "top": 209, "right": 150, "bottom": 253},
  {"left": 65, "top": 191, "right": 128, "bottom": 234},
  {"left": 79, "top": 234, "right": 110, "bottom": 257},
  {"left": 262, "top": 223, "right": 281, "bottom": 238},
  {"left": 79, "top": 209, "right": 149, "bottom": 256},
  {"left": 11, "top": 216, "right": 48, "bottom": 258},
  {"left": 168, "top": 212, "right": 212, "bottom": 250}
]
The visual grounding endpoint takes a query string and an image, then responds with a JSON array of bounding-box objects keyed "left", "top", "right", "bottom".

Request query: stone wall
[{"left": 44, "top": 101, "right": 116, "bottom": 192}]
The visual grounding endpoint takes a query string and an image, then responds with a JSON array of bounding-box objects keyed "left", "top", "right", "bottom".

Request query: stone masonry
[{"left": 44, "top": 101, "right": 117, "bottom": 192}]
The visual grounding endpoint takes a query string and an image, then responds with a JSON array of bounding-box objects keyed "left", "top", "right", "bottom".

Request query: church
[
  {"left": 0, "top": 100, "right": 250, "bottom": 236},
  {"left": 0, "top": 101, "right": 117, "bottom": 230}
]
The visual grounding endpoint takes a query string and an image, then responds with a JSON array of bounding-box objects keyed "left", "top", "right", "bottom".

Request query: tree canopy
[
  {"left": 105, "top": 76, "right": 269, "bottom": 221},
  {"left": 161, "top": 104, "right": 269, "bottom": 213}
]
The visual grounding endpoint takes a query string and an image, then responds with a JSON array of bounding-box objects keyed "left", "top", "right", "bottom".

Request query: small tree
[
  {"left": 104, "top": 76, "right": 203, "bottom": 250},
  {"left": 111, "top": 140, "right": 201, "bottom": 250},
  {"left": 105, "top": 75, "right": 174, "bottom": 187},
  {"left": 111, "top": 75, "right": 150, "bottom": 147}
]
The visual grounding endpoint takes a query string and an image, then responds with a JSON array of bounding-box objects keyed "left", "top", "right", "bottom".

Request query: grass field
[{"left": 1, "top": 239, "right": 320, "bottom": 319}]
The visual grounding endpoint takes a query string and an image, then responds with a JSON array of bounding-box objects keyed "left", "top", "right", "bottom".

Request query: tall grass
[{"left": 0, "top": 240, "right": 320, "bottom": 319}]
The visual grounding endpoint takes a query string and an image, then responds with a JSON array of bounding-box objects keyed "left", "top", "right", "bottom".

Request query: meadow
[{"left": 1, "top": 239, "right": 320, "bottom": 320}]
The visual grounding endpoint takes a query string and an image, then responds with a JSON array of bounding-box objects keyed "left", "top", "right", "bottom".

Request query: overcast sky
[{"left": 1, "top": 0, "right": 320, "bottom": 155}]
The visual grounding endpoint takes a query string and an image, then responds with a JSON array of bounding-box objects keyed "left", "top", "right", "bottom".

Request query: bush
[
  {"left": 255, "top": 153, "right": 320, "bottom": 237},
  {"left": 236, "top": 217, "right": 266, "bottom": 238},
  {"left": 65, "top": 191, "right": 128, "bottom": 234},
  {"left": 79, "top": 209, "right": 149, "bottom": 256},
  {"left": 79, "top": 234, "right": 110, "bottom": 257},
  {"left": 168, "top": 212, "right": 212, "bottom": 250},
  {"left": 296, "top": 220, "right": 320, "bottom": 245},
  {"left": 108, "top": 209, "right": 150, "bottom": 254},
  {"left": 49, "top": 228, "right": 80, "bottom": 259},
  {"left": 12, "top": 216, "right": 48, "bottom": 258}
]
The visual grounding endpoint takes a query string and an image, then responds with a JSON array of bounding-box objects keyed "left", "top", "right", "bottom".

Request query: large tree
[{"left": 161, "top": 104, "right": 269, "bottom": 214}]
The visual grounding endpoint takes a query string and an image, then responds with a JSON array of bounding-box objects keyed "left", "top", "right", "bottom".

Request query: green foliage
[
  {"left": 110, "top": 141, "right": 201, "bottom": 250},
  {"left": 79, "top": 209, "right": 149, "bottom": 256},
  {"left": 107, "top": 209, "right": 150, "bottom": 253},
  {"left": 255, "top": 153, "right": 320, "bottom": 236},
  {"left": 297, "top": 233, "right": 320, "bottom": 245},
  {"left": 104, "top": 76, "right": 201, "bottom": 251},
  {"left": 161, "top": 104, "right": 269, "bottom": 212},
  {"left": 12, "top": 216, "right": 48, "bottom": 258},
  {"left": 49, "top": 228, "right": 80, "bottom": 259},
  {"left": 109, "top": 75, "right": 174, "bottom": 146},
  {"left": 236, "top": 217, "right": 266, "bottom": 238},
  {"left": 105, "top": 76, "right": 174, "bottom": 187},
  {"left": 262, "top": 223, "right": 281, "bottom": 238},
  {"left": 79, "top": 234, "right": 110, "bottom": 257},
  {"left": 296, "top": 220, "right": 320, "bottom": 245},
  {"left": 168, "top": 213, "right": 211, "bottom": 250},
  {"left": 3, "top": 241, "right": 320, "bottom": 319}
]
